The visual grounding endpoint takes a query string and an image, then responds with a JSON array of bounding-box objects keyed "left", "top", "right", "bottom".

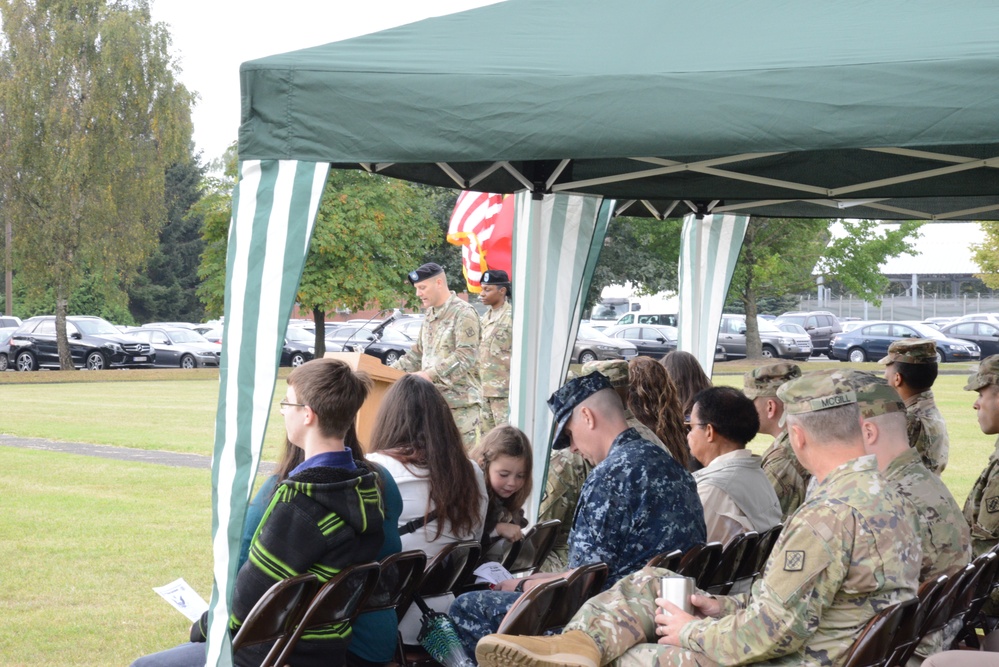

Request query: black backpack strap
[{"left": 399, "top": 510, "right": 438, "bottom": 535}]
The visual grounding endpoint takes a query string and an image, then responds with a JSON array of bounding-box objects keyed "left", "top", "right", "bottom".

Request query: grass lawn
[{"left": 0, "top": 360, "right": 994, "bottom": 664}]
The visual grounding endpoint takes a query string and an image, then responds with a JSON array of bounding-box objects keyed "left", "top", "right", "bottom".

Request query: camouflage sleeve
[
  {"left": 969, "top": 471, "right": 999, "bottom": 555},
  {"left": 680, "top": 511, "right": 839, "bottom": 663},
  {"left": 424, "top": 307, "right": 480, "bottom": 384},
  {"left": 391, "top": 327, "right": 423, "bottom": 372}
]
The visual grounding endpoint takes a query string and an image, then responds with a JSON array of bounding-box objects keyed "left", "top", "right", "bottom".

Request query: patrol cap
[
  {"left": 481, "top": 270, "right": 510, "bottom": 286},
  {"left": 849, "top": 371, "right": 905, "bottom": 419},
  {"left": 548, "top": 372, "right": 613, "bottom": 450},
  {"left": 743, "top": 362, "right": 802, "bottom": 399},
  {"left": 580, "top": 360, "right": 629, "bottom": 388},
  {"left": 965, "top": 354, "right": 999, "bottom": 391},
  {"left": 776, "top": 369, "right": 858, "bottom": 426},
  {"left": 407, "top": 262, "right": 444, "bottom": 284},
  {"left": 878, "top": 338, "right": 938, "bottom": 365}
]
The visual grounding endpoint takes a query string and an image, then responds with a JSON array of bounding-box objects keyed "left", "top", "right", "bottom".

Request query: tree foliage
[
  {"left": 727, "top": 217, "right": 923, "bottom": 357},
  {"left": 971, "top": 221, "right": 999, "bottom": 289},
  {"left": 0, "top": 0, "right": 193, "bottom": 367},
  {"left": 197, "top": 163, "right": 443, "bottom": 356},
  {"left": 586, "top": 215, "right": 684, "bottom": 310}
]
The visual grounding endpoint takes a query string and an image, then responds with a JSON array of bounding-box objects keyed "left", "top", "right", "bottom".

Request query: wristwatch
[{"left": 514, "top": 580, "right": 526, "bottom": 593}]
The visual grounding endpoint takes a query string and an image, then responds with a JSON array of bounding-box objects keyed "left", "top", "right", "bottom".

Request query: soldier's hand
[
  {"left": 690, "top": 593, "right": 723, "bottom": 618},
  {"left": 653, "top": 598, "right": 694, "bottom": 646},
  {"left": 496, "top": 523, "right": 525, "bottom": 542}
]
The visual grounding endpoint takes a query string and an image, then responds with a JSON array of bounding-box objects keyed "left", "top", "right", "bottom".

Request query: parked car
[
  {"left": 718, "top": 314, "right": 812, "bottom": 361},
  {"left": 0, "top": 326, "right": 18, "bottom": 371},
  {"left": 840, "top": 320, "right": 871, "bottom": 333},
  {"left": 573, "top": 323, "right": 638, "bottom": 363},
  {"left": 775, "top": 311, "right": 842, "bottom": 356},
  {"left": 347, "top": 328, "right": 415, "bottom": 365},
  {"left": 922, "top": 316, "right": 956, "bottom": 330},
  {"left": 388, "top": 315, "right": 425, "bottom": 339},
  {"left": 141, "top": 321, "right": 196, "bottom": 330},
  {"left": 326, "top": 324, "right": 377, "bottom": 350},
  {"left": 129, "top": 327, "right": 221, "bottom": 368},
  {"left": 192, "top": 324, "right": 223, "bottom": 345},
  {"left": 613, "top": 311, "right": 678, "bottom": 328},
  {"left": 0, "top": 315, "right": 22, "bottom": 328},
  {"left": 8, "top": 315, "right": 156, "bottom": 370},
  {"left": 939, "top": 320, "right": 999, "bottom": 358},
  {"left": 602, "top": 324, "right": 677, "bottom": 359},
  {"left": 829, "top": 321, "right": 980, "bottom": 363},
  {"left": 281, "top": 326, "right": 316, "bottom": 367}
]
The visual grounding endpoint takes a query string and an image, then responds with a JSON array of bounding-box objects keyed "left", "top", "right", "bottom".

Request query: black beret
[
  {"left": 407, "top": 262, "right": 444, "bottom": 284},
  {"left": 481, "top": 270, "right": 511, "bottom": 286}
]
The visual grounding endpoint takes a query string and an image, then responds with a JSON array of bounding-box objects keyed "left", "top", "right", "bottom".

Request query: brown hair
[
  {"left": 627, "top": 356, "right": 691, "bottom": 468},
  {"left": 368, "top": 374, "right": 482, "bottom": 540},
  {"left": 287, "top": 358, "right": 372, "bottom": 438},
  {"left": 472, "top": 425, "right": 533, "bottom": 513},
  {"left": 661, "top": 350, "right": 712, "bottom": 418}
]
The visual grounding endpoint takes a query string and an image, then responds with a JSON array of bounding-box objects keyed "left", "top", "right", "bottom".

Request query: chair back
[
  {"left": 839, "top": 598, "right": 914, "bottom": 667},
  {"left": 919, "top": 563, "right": 974, "bottom": 641},
  {"left": 702, "top": 531, "right": 758, "bottom": 595},
  {"left": 646, "top": 549, "right": 683, "bottom": 570},
  {"left": 755, "top": 523, "right": 783, "bottom": 574},
  {"left": 677, "top": 541, "right": 723, "bottom": 588},
  {"left": 495, "top": 578, "right": 568, "bottom": 635},
  {"left": 273, "top": 562, "right": 381, "bottom": 666},
  {"left": 544, "top": 562, "right": 610, "bottom": 631},
  {"left": 952, "top": 550, "right": 999, "bottom": 649},
  {"left": 505, "top": 520, "right": 561, "bottom": 575},
  {"left": 418, "top": 540, "right": 482, "bottom": 598},
  {"left": 231, "top": 573, "right": 320, "bottom": 666},
  {"left": 363, "top": 550, "right": 427, "bottom": 615}
]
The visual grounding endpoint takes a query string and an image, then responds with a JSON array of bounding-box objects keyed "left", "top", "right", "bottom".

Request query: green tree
[
  {"left": 197, "top": 165, "right": 443, "bottom": 357},
  {"left": 0, "top": 0, "right": 193, "bottom": 368},
  {"left": 728, "top": 218, "right": 923, "bottom": 358},
  {"left": 299, "top": 171, "right": 442, "bottom": 356},
  {"left": 586, "top": 215, "right": 684, "bottom": 311},
  {"left": 128, "top": 155, "right": 207, "bottom": 324},
  {"left": 971, "top": 221, "right": 999, "bottom": 289}
]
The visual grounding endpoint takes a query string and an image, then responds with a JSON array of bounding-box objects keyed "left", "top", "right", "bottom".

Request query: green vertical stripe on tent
[
  {"left": 509, "top": 192, "right": 612, "bottom": 522},
  {"left": 677, "top": 213, "right": 748, "bottom": 379},
  {"left": 205, "top": 159, "right": 329, "bottom": 667}
]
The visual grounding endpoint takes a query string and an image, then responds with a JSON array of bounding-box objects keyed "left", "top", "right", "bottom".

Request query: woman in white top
[{"left": 366, "top": 374, "right": 488, "bottom": 643}]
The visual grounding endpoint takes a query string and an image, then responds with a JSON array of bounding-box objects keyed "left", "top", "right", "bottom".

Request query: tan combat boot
[{"left": 475, "top": 629, "right": 601, "bottom": 667}]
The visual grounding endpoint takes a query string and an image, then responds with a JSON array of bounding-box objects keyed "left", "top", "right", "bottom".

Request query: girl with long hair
[{"left": 471, "top": 424, "right": 533, "bottom": 560}]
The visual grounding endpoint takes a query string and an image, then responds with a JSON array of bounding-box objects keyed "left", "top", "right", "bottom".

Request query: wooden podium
[{"left": 324, "top": 352, "right": 405, "bottom": 448}]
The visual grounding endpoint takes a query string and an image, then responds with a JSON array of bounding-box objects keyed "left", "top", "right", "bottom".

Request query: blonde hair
[{"left": 473, "top": 424, "right": 534, "bottom": 512}]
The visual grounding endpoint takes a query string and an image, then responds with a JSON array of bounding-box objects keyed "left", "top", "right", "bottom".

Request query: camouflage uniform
[
  {"left": 760, "top": 432, "right": 811, "bottom": 521},
  {"left": 961, "top": 356, "right": 999, "bottom": 561},
  {"left": 563, "top": 456, "right": 920, "bottom": 667},
  {"left": 449, "top": 427, "right": 706, "bottom": 656},
  {"left": 879, "top": 338, "right": 949, "bottom": 475},
  {"left": 391, "top": 291, "right": 481, "bottom": 448},
  {"left": 744, "top": 362, "right": 809, "bottom": 520},
  {"left": 905, "top": 390, "right": 949, "bottom": 475},
  {"left": 479, "top": 299, "right": 513, "bottom": 432}
]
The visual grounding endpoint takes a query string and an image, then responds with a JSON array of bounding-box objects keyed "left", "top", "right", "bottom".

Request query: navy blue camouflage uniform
[{"left": 449, "top": 428, "right": 706, "bottom": 655}]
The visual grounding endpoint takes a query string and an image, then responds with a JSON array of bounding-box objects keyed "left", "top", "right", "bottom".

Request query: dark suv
[
  {"left": 776, "top": 311, "right": 842, "bottom": 356},
  {"left": 9, "top": 315, "right": 155, "bottom": 371}
]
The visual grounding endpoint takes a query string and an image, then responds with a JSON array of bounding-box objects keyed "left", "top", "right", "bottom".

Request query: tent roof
[{"left": 239, "top": 0, "right": 999, "bottom": 220}]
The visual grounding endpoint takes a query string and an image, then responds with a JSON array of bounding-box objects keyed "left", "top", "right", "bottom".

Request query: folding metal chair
[
  {"left": 702, "top": 531, "right": 758, "bottom": 595},
  {"left": 840, "top": 598, "right": 915, "bottom": 667},
  {"left": 504, "top": 519, "right": 561, "bottom": 576},
  {"left": 229, "top": 572, "right": 320, "bottom": 667},
  {"left": 677, "top": 541, "right": 723, "bottom": 589}
]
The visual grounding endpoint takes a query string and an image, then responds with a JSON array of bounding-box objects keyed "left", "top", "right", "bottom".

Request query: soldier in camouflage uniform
[
  {"left": 450, "top": 372, "right": 705, "bottom": 657},
  {"left": 538, "top": 360, "right": 675, "bottom": 573},
  {"left": 478, "top": 270, "right": 513, "bottom": 433},
  {"left": 476, "top": 369, "right": 920, "bottom": 667},
  {"left": 962, "top": 355, "right": 999, "bottom": 614},
  {"left": 391, "top": 262, "right": 482, "bottom": 449},
  {"left": 744, "top": 362, "right": 810, "bottom": 520},
  {"left": 849, "top": 372, "right": 971, "bottom": 657},
  {"left": 880, "top": 338, "right": 950, "bottom": 474}
]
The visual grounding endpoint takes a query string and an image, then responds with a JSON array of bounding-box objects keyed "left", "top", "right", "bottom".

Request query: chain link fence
[{"left": 796, "top": 295, "right": 999, "bottom": 321}]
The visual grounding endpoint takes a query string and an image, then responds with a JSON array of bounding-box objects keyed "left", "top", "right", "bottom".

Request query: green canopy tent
[{"left": 206, "top": 1, "right": 999, "bottom": 662}]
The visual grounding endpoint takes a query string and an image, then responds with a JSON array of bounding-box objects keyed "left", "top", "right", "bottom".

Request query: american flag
[{"left": 446, "top": 191, "right": 514, "bottom": 293}]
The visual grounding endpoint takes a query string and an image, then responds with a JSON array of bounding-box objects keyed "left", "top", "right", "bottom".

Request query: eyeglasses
[
  {"left": 685, "top": 422, "right": 709, "bottom": 432},
  {"left": 279, "top": 400, "right": 307, "bottom": 410}
]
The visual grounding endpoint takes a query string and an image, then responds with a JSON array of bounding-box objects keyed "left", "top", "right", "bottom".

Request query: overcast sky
[{"left": 148, "top": 0, "right": 501, "bottom": 164}]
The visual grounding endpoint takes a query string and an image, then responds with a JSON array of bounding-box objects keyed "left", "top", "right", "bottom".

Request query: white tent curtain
[
  {"left": 676, "top": 213, "right": 749, "bottom": 379},
  {"left": 508, "top": 191, "right": 614, "bottom": 520},
  {"left": 205, "top": 159, "right": 329, "bottom": 667}
]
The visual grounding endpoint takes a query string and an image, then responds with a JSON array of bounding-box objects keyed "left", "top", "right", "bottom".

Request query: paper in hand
[
  {"left": 154, "top": 578, "right": 209, "bottom": 622},
  {"left": 473, "top": 562, "right": 514, "bottom": 585}
]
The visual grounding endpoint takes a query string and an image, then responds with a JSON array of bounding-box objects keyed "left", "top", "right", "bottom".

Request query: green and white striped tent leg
[
  {"left": 205, "top": 159, "right": 329, "bottom": 667},
  {"left": 677, "top": 213, "right": 749, "bottom": 379},
  {"left": 508, "top": 191, "right": 614, "bottom": 521}
]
